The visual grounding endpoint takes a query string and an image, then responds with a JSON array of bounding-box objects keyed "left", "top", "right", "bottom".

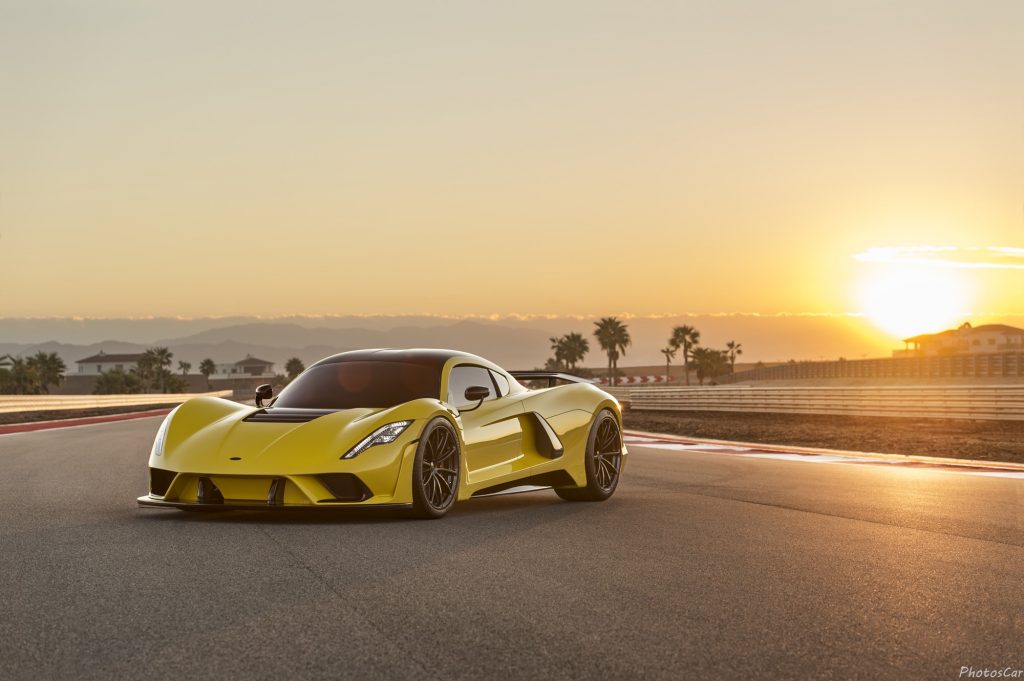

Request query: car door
[{"left": 446, "top": 364, "right": 524, "bottom": 483}]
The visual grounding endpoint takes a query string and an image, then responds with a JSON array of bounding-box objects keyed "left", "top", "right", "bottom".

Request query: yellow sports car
[{"left": 138, "top": 349, "right": 626, "bottom": 518}]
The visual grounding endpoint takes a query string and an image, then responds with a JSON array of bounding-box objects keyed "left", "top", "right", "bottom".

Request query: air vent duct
[{"left": 243, "top": 408, "right": 334, "bottom": 424}]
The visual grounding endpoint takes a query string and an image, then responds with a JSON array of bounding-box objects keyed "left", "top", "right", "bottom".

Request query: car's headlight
[
  {"left": 152, "top": 408, "right": 178, "bottom": 457},
  {"left": 341, "top": 420, "right": 413, "bottom": 459}
]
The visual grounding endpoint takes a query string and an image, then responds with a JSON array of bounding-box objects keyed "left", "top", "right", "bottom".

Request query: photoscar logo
[{"left": 959, "top": 668, "right": 1024, "bottom": 679}]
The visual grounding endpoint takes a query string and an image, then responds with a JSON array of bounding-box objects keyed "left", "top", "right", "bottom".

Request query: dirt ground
[{"left": 625, "top": 410, "right": 1024, "bottom": 464}]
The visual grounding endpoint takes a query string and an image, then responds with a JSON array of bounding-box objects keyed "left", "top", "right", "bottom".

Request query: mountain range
[{"left": 3, "top": 314, "right": 1021, "bottom": 373}]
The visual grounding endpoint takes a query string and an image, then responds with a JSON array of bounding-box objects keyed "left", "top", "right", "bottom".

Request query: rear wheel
[
  {"left": 555, "top": 409, "right": 622, "bottom": 502},
  {"left": 409, "top": 418, "right": 461, "bottom": 519}
]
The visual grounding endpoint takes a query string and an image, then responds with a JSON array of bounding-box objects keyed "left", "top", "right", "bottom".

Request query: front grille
[
  {"left": 243, "top": 408, "right": 334, "bottom": 423},
  {"left": 149, "top": 467, "right": 176, "bottom": 496},
  {"left": 318, "top": 473, "right": 372, "bottom": 502}
]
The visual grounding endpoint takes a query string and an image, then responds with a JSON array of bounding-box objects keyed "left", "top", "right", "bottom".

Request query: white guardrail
[
  {"left": 0, "top": 391, "right": 233, "bottom": 414},
  {"left": 603, "top": 385, "right": 1024, "bottom": 421}
]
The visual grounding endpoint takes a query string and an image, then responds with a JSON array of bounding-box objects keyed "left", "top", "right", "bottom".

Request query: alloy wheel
[
  {"left": 422, "top": 424, "right": 459, "bottom": 510},
  {"left": 592, "top": 418, "right": 622, "bottom": 491}
]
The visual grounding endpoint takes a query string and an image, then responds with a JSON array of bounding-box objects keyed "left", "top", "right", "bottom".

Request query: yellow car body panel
[{"left": 138, "top": 349, "right": 625, "bottom": 513}]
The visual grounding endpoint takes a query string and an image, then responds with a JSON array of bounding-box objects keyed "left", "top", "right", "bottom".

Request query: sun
[{"left": 856, "top": 266, "right": 972, "bottom": 339}]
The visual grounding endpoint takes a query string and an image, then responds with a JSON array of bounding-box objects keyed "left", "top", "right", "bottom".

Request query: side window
[
  {"left": 490, "top": 370, "right": 510, "bottom": 397},
  {"left": 447, "top": 366, "right": 497, "bottom": 407}
]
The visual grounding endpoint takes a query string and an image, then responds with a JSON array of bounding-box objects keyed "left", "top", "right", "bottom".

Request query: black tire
[
  {"left": 555, "top": 409, "right": 623, "bottom": 502},
  {"left": 409, "top": 417, "right": 461, "bottom": 519}
]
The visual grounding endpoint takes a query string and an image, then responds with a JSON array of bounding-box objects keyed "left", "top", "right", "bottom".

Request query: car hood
[{"left": 160, "top": 397, "right": 414, "bottom": 473}]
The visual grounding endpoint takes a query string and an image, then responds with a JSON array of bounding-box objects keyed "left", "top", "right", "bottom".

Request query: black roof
[
  {"left": 235, "top": 356, "right": 274, "bottom": 366},
  {"left": 76, "top": 352, "right": 146, "bottom": 364},
  {"left": 312, "top": 348, "right": 465, "bottom": 369}
]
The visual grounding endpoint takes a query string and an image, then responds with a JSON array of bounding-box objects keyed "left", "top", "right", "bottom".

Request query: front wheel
[
  {"left": 409, "top": 417, "right": 461, "bottom": 519},
  {"left": 555, "top": 409, "right": 623, "bottom": 502}
]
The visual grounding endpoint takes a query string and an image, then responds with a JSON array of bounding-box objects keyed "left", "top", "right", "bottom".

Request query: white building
[
  {"left": 212, "top": 355, "right": 275, "bottom": 379},
  {"left": 896, "top": 323, "right": 1024, "bottom": 357},
  {"left": 75, "top": 351, "right": 146, "bottom": 375},
  {"left": 0, "top": 354, "right": 15, "bottom": 372}
]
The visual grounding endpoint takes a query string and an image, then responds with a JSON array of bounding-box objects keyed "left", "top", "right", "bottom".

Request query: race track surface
[{"left": 2, "top": 417, "right": 1022, "bottom": 680}]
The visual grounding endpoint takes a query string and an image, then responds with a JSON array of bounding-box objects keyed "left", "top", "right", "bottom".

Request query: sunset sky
[{"left": 1, "top": 1, "right": 1021, "bottom": 341}]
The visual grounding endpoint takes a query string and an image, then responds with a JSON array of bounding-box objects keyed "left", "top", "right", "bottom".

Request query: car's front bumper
[
  {"left": 136, "top": 494, "right": 412, "bottom": 511},
  {"left": 144, "top": 432, "right": 422, "bottom": 509}
]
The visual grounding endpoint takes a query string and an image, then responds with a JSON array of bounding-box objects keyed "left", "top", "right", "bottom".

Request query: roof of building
[
  {"left": 903, "top": 324, "right": 1024, "bottom": 343},
  {"left": 235, "top": 356, "right": 274, "bottom": 366},
  {"left": 76, "top": 352, "right": 146, "bottom": 364}
]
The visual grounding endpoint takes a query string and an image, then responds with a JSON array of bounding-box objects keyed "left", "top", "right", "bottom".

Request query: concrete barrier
[{"left": 0, "top": 391, "right": 234, "bottom": 414}]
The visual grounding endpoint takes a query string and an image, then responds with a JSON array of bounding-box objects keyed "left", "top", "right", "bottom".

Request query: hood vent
[{"left": 243, "top": 408, "right": 335, "bottom": 424}]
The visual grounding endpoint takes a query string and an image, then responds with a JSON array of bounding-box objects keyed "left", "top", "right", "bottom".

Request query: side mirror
[
  {"left": 255, "top": 383, "right": 273, "bottom": 408},
  {"left": 460, "top": 385, "right": 491, "bottom": 411}
]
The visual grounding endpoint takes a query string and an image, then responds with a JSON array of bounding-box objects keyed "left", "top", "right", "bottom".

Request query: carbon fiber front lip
[{"left": 136, "top": 495, "right": 411, "bottom": 511}]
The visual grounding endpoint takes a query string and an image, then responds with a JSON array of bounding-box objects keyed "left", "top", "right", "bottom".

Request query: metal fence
[
  {"left": 606, "top": 385, "right": 1024, "bottom": 421},
  {"left": 718, "top": 352, "right": 1024, "bottom": 384},
  {"left": 0, "top": 391, "right": 233, "bottom": 414}
]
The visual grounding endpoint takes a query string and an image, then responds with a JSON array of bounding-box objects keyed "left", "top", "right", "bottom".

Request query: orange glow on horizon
[{"left": 856, "top": 266, "right": 973, "bottom": 340}]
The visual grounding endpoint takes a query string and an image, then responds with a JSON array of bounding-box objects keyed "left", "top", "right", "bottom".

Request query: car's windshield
[{"left": 272, "top": 361, "right": 441, "bottom": 409}]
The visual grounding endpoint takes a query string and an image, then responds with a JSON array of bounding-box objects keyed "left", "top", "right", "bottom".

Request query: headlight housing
[
  {"left": 341, "top": 420, "right": 413, "bottom": 459},
  {"left": 151, "top": 407, "right": 178, "bottom": 457}
]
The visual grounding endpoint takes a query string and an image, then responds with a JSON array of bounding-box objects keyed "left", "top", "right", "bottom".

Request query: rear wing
[{"left": 508, "top": 371, "right": 597, "bottom": 388}]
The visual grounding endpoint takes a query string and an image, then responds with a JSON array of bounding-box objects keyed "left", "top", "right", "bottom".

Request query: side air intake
[{"left": 149, "top": 467, "right": 176, "bottom": 496}]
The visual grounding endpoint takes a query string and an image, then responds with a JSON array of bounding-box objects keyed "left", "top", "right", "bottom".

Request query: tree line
[
  {"left": 0, "top": 352, "right": 67, "bottom": 394},
  {"left": 543, "top": 317, "right": 744, "bottom": 386},
  {"left": 2, "top": 331, "right": 742, "bottom": 396},
  {"left": 96, "top": 353, "right": 309, "bottom": 394},
  {"left": 0, "top": 350, "right": 312, "bottom": 396},
  {"left": 93, "top": 347, "right": 190, "bottom": 394}
]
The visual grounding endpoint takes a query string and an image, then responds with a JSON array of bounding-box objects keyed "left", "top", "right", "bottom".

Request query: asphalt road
[{"left": 2, "top": 418, "right": 1022, "bottom": 681}]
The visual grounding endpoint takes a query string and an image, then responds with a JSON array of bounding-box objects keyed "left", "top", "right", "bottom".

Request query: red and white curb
[
  {"left": 623, "top": 431, "right": 1024, "bottom": 479},
  {"left": 0, "top": 408, "right": 171, "bottom": 436},
  {"left": 597, "top": 375, "right": 673, "bottom": 385}
]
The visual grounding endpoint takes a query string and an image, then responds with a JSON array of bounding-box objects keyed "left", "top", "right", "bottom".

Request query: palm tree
[
  {"left": 9, "top": 357, "right": 41, "bottom": 394},
  {"left": 660, "top": 345, "right": 676, "bottom": 382},
  {"left": 136, "top": 347, "right": 174, "bottom": 393},
  {"left": 178, "top": 360, "right": 192, "bottom": 376},
  {"left": 132, "top": 360, "right": 152, "bottom": 391},
  {"left": 285, "top": 357, "right": 305, "bottom": 380},
  {"left": 691, "top": 347, "right": 729, "bottom": 386},
  {"left": 94, "top": 367, "right": 143, "bottom": 395},
  {"left": 726, "top": 341, "right": 743, "bottom": 373},
  {"left": 560, "top": 332, "right": 589, "bottom": 372},
  {"left": 548, "top": 336, "right": 566, "bottom": 371},
  {"left": 670, "top": 325, "right": 701, "bottom": 386},
  {"left": 27, "top": 352, "right": 66, "bottom": 394},
  {"left": 593, "top": 317, "right": 631, "bottom": 386},
  {"left": 153, "top": 347, "right": 174, "bottom": 392},
  {"left": 198, "top": 358, "right": 216, "bottom": 389}
]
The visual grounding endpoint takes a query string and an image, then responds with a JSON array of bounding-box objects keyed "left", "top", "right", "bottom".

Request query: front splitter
[{"left": 136, "top": 495, "right": 411, "bottom": 511}]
